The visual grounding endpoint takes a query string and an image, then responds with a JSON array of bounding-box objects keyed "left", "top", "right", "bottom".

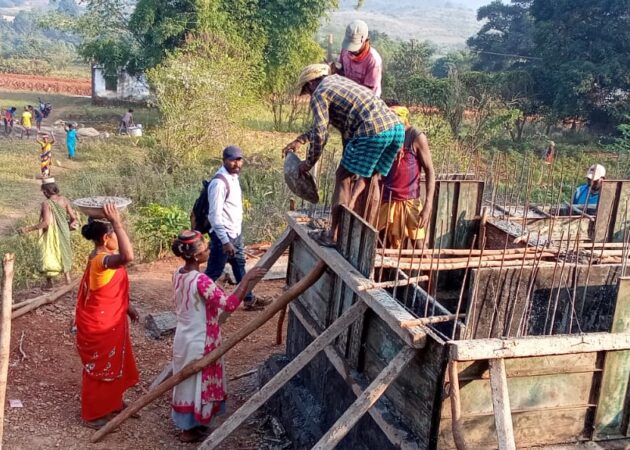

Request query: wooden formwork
[{"left": 268, "top": 207, "right": 630, "bottom": 449}]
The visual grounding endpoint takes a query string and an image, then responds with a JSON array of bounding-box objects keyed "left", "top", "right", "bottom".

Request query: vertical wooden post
[
  {"left": 448, "top": 360, "right": 468, "bottom": 450},
  {"left": 489, "top": 358, "right": 516, "bottom": 450},
  {"left": 0, "top": 254, "right": 15, "bottom": 449},
  {"left": 594, "top": 276, "right": 630, "bottom": 436}
]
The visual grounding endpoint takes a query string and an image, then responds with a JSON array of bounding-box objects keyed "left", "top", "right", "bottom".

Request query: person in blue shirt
[
  {"left": 64, "top": 122, "right": 78, "bottom": 160},
  {"left": 573, "top": 164, "right": 606, "bottom": 209}
]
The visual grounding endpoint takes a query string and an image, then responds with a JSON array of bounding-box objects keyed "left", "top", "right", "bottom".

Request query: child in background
[
  {"left": 36, "top": 132, "right": 55, "bottom": 178},
  {"left": 65, "top": 123, "right": 78, "bottom": 160},
  {"left": 170, "top": 230, "right": 266, "bottom": 443}
]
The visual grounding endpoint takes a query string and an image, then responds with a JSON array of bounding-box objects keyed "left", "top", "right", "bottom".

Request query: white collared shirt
[{"left": 207, "top": 166, "right": 243, "bottom": 244}]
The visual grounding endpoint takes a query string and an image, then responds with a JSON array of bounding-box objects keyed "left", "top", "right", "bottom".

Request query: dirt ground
[
  {"left": 0, "top": 74, "right": 91, "bottom": 96},
  {"left": 4, "top": 257, "right": 288, "bottom": 449}
]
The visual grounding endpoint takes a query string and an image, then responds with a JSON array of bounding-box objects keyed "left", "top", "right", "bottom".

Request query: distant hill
[{"left": 319, "top": 0, "right": 486, "bottom": 50}]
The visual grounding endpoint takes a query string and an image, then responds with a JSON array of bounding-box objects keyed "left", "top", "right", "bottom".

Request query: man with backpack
[{"left": 192, "top": 145, "right": 271, "bottom": 311}]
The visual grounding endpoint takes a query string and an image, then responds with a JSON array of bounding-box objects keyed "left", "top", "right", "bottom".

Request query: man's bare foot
[{"left": 64, "top": 273, "right": 72, "bottom": 285}]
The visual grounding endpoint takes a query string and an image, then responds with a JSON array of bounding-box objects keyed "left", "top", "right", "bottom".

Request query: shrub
[
  {"left": 147, "top": 32, "right": 256, "bottom": 172},
  {"left": 133, "top": 203, "right": 190, "bottom": 260},
  {"left": 0, "top": 58, "right": 53, "bottom": 75}
]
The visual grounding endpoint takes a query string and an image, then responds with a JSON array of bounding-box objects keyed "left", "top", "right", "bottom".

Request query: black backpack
[{"left": 191, "top": 174, "right": 230, "bottom": 234}]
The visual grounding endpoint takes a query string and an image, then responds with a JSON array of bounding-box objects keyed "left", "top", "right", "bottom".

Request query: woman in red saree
[{"left": 76, "top": 203, "right": 139, "bottom": 428}]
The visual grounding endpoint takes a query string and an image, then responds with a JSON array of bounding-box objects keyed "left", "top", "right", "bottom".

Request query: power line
[{"left": 470, "top": 49, "right": 543, "bottom": 60}]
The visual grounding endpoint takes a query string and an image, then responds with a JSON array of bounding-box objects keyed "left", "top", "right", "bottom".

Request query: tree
[
  {"left": 531, "top": 0, "right": 630, "bottom": 129},
  {"left": 432, "top": 50, "right": 473, "bottom": 78},
  {"left": 467, "top": 0, "right": 535, "bottom": 72}
]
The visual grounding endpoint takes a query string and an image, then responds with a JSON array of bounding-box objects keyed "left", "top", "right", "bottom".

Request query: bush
[
  {"left": 134, "top": 203, "right": 190, "bottom": 260},
  {"left": 0, "top": 58, "right": 53, "bottom": 75},
  {"left": 147, "top": 32, "right": 256, "bottom": 172}
]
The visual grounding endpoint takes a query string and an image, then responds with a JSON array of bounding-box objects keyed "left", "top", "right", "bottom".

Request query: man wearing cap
[
  {"left": 336, "top": 19, "right": 383, "bottom": 97},
  {"left": 205, "top": 145, "right": 271, "bottom": 311},
  {"left": 573, "top": 164, "right": 606, "bottom": 209},
  {"left": 283, "top": 64, "right": 404, "bottom": 247}
]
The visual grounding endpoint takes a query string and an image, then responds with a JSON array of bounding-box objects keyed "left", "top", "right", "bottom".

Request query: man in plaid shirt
[{"left": 284, "top": 64, "right": 404, "bottom": 247}]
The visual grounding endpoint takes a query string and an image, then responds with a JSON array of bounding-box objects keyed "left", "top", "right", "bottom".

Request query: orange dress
[{"left": 75, "top": 253, "right": 139, "bottom": 421}]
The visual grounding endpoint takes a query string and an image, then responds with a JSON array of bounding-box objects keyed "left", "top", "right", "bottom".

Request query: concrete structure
[{"left": 91, "top": 66, "right": 150, "bottom": 103}]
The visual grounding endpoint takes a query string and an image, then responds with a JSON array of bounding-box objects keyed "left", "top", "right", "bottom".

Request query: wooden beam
[
  {"left": 0, "top": 254, "right": 15, "bottom": 448},
  {"left": 311, "top": 346, "right": 416, "bottom": 450},
  {"left": 287, "top": 213, "right": 427, "bottom": 348},
  {"left": 489, "top": 358, "right": 516, "bottom": 450},
  {"left": 92, "top": 259, "right": 327, "bottom": 443},
  {"left": 12, "top": 278, "right": 80, "bottom": 319},
  {"left": 255, "top": 228, "right": 296, "bottom": 271},
  {"left": 290, "top": 303, "right": 421, "bottom": 450},
  {"left": 450, "top": 333, "right": 630, "bottom": 361},
  {"left": 594, "top": 277, "right": 630, "bottom": 436},
  {"left": 197, "top": 300, "right": 368, "bottom": 450},
  {"left": 448, "top": 360, "right": 468, "bottom": 450}
]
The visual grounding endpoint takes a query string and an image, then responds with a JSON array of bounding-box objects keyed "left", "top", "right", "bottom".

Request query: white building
[{"left": 91, "top": 66, "right": 150, "bottom": 103}]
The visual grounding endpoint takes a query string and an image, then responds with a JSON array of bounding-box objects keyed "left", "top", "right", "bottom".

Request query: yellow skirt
[{"left": 376, "top": 199, "right": 425, "bottom": 249}]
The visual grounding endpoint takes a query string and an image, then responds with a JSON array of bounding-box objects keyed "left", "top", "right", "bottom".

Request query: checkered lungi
[{"left": 341, "top": 122, "right": 405, "bottom": 178}]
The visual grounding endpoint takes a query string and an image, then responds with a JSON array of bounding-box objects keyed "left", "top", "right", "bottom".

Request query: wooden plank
[
  {"left": 453, "top": 181, "right": 483, "bottom": 249},
  {"left": 287, "top": 212, "right": 427, "bottom": 348},
  {"left": 489, "top": 358, "right": 516, "bottom": 450},
  {"left": 432, "top": 180, "right": 457, "bottom": 248},
  {"left": 311, "top": 346, "right": 417, "bottom": 450},
  {"left": 465, "top": 265, "right": 622, "bottom": 339},
  {"left": 362, "top": 314, "right": 448, "bottom": 447},
  {"left": 456, "top": 353, "right": 598, "bottom": 381},
  {"left": 198, "top": 300, "right": 368, "bottom": 450},
  {"left": 593, "top": 180, "right": 628, "bottom": 243},
  {"left": 612, "top": 182, "right": 630, "bottom": 242},
  {"left": 348, "top": 207, "right": 377, "bottom": 368},
  {"left": 594, "top": 276, "right": 630, "bottom": 437},
  {"left": 289, "top": 302, "right": 421, "bottom": 450},
  {"left": 438, "top": 407, "right": 587, "bottom": 449},
  {"left": 441, "top": 371, "right": 594, "bottom": 418},
  {"left": 255, "top": 228, "right": 296, "bottom": 270},
  {"left": 451, "top": 333, "right": 630, "bottom": 361}
]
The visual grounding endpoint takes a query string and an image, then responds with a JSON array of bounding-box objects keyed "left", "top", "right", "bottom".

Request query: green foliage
[
  {"left": 0, "top": 12, "right": 79, "bottom": 73},
  {"left": 610, "top": 116, "right": 630, "bottom": 154},
  {"left": 0, "top": 57, "right": 53, "bottom": 75},
  {"left": 467, "top": 0, "right": 630, "bottom": 130},
  {"left": 147, "top": 32, "right": 256, "bottom": 170},
  {"left": 467, "top": 0, "right": 535, "bottom": 72},
  {"left": 134, "top": 203, "right": 190, "bottom": 259}
]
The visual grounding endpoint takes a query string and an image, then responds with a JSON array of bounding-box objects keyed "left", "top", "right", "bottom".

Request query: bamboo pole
[
  {"left": 0, "top": 254, "right": 15, "bottom": 449},
  {"left": 91, "top": 260, "right": 327, "bottom": 443},
  {"left": 400, "top": 314, "right": 465, "bottom": 329},
  {"left": 381, "top": 247, "right": 545, "bottom": 257},
  {"left": 376, "top": 255, "right": 556, "bottom": 272}
]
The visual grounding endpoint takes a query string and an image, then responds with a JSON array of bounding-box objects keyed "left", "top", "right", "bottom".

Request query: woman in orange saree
[{"left": 75, "top": 203, "right": 139, "bottom": 428}]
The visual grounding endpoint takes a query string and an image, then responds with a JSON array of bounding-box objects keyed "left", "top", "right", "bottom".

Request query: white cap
[
  {"left": 586, "top": 164, "right": 606, "bottom": 181},
  {"left": 41, "top": 177, "right": 55, "bottom": 185},
  {"left": 342, "top": 20, "right": 369, "bottom": 52}
]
